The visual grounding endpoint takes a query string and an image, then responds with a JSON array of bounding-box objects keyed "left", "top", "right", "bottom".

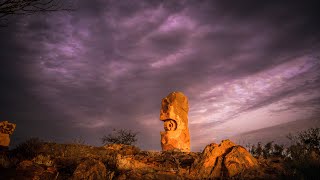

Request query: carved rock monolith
[
  {"left": 160, "top": 91, "right": 190, "bottom": 152},
  {"left": 0, "top": 121, "right": 16, "bottom": 148}
]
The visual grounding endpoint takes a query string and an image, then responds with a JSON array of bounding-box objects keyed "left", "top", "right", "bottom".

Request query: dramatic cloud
[{"left": 1, "top": 0, "right": 319, "bottom": 150}]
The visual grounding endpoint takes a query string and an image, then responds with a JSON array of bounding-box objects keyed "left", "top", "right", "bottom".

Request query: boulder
[
  {"left": 160, "top": 92, "right": 190, "bottom": 152},
  {"left": 224, "top": 146, "right": 259, "bottom": 177},
  {"left": 72, "top": 159, "right": 107, "bottom": 180},
  {"left": 190, "top": 139, "right": 258, "bottom": 178}
]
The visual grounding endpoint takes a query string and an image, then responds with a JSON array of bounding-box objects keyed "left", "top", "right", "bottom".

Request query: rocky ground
[{"left": 0, "top": 139, "right": 306, "bottom": 180}]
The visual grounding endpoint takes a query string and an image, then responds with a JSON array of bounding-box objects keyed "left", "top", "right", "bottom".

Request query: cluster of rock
[
  {"left": 11, "top": 141, "right": 258, "bottom": 179},
  {"left": 0, "top": 121, "right": 16, "bottom": 150}
]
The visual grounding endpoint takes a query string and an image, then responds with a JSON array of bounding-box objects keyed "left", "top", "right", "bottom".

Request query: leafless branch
[{"left": 0, "top": 0, "right": 77, "bottom": 26}]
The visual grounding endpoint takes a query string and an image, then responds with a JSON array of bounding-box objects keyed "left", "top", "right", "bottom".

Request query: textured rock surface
[
  {"left": 116, "top": 154, "right": 151, "bottom": 171},
  {"left": 190, "top": 139, "right": 258, "bottom": 178},
  {"left": 104, "top": 144, "right": 140, "bottom": 156},
  {"left": 16, "top": 160, "right": 58, "bottom": 180},
  {"left": 0, "top": 141, "right": 282, "bottom": 179},
  {"left": 72, "top": 159, "right": 107, "bottom": 180},
  {"left": 0, "top": 121, "right": 16, "bottom": 148},
  {"left": 160, "top": 92, "right": 190, "bottom": 152},
  {"left": 224, "top": 146, "right": 259, "bottom": 177},
  {"left": 0, "top": 121, "right": 16, "bottom": 135}
]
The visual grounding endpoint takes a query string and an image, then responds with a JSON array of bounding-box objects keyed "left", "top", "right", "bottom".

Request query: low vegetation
[
  {"left": 101, "top": 128, "right": 138, "bottom": 145},
  {"left": 247, "top": 128, "right": 320, "bottom": 179}
]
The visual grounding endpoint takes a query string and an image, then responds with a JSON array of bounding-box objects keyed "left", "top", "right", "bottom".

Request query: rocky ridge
[{"left": 0, "top": 139, "right": 265, "bottom": 179}]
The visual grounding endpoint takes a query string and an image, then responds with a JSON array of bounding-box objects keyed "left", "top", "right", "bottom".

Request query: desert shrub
[
  {"left": 249, "top": 141, "right": 285, "bottom": 159},
  {"left": 101, "top": 129, "right": 138, "bottom": 145},
  {"left": 249, "top": 142, "right": 263, "bottom": 158},
  {"left": 284, "top": 128, "right": 320, "bottom": 179},
  {"left": 262, "top": 141, "right": 273, "bottom": 158},
  {"left": 12, "top": 137, "right": 44, "bottom": 159},
  {"left": 273, "top": 143, "right": 284, "bottom": 157},
  {"left": 247, "top": 128, "right": 320, "bottom": 179},
  {"left": 287, "top": 127, "right": 320, "bottom": 154}
]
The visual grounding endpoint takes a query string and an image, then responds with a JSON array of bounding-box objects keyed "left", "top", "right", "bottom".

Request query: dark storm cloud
[{"left": 1, "top": 0, "right": 320, "bottom": 150}]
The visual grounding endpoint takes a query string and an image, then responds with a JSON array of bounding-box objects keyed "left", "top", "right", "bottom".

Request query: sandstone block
[
  {"left": 0, "top": 133, "right": 10, "bottom": 147},
  {"left": 159, "top": 92, "right": 190, "bottom": 152}
]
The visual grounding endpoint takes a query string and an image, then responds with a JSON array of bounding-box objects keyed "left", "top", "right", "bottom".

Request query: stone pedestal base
[
  {"left": 0, "top": 133, "right": 10, "bottom": 147},
  {"left": 160, "top": 130, "right": 190, "bottom": 152}
]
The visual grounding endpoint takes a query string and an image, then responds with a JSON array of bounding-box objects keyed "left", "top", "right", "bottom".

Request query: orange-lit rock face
[
  {"left": 190, "top": 139, "right": 259, "bottom": 178},
  {"left": 0, "top": 121, "right": 16, "bottom": 135},
  {"left": 0, "top": 121, "right": 16, "bottom": 147},
  {"left": 160, "top": 92, "right": 190, "bottom": 152},
  {"left": 0, "top": 133, "right": 10, "bottom": 147}
]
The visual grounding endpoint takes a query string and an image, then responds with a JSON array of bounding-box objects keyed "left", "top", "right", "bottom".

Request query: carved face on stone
[{"left": 164, "top": 119, "right": 177, "bottom": 131}]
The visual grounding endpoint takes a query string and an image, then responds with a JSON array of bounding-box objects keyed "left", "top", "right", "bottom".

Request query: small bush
[
  {"left": 12, "top": 137, "right": 44, "bottom": 159},
  {"left": 284, "top": 128, "right": 320, "bottom": 179},
  {"left": 287, "top": 127, "right": 320, "bottom": 154},
  {"left": 101, "top": 129, "right": 138, "bottom": 146}
]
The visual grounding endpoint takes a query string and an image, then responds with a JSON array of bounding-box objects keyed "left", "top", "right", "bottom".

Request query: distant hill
[{"left": 229, "top": 118, "right": 320, "bottom": 146}]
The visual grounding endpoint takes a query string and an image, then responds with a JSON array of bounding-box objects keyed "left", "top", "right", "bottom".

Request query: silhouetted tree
[
  {"left": 0, "top": 0, "right": 76, "bottom": 26},
  {"left": 101, "top": 128, "right": 138, "bottom": 146},
  {"left": 255, "top": 142, "right": 263, "bottom": 157},
  {"left": 263, "top": 141, "right": 273, "bottom": 158},
  {"left": 273, "top": 143, "right": 284, "bottom": 157},
  {"left": 287, "top": 127, "right": 320, "bottom": 153}
]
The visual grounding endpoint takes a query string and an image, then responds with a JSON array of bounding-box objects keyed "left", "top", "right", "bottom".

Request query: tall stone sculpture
[
  {"left": 160, "top": 91, "right": 190, "bottom": 152},
  {"left": 0, "top": 121, "right": 16, "bottom": 149}
]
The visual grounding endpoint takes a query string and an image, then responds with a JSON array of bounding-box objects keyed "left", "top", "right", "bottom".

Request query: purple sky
[{"left": 1, "top": 1, "right": 320, "bottom": 151}]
